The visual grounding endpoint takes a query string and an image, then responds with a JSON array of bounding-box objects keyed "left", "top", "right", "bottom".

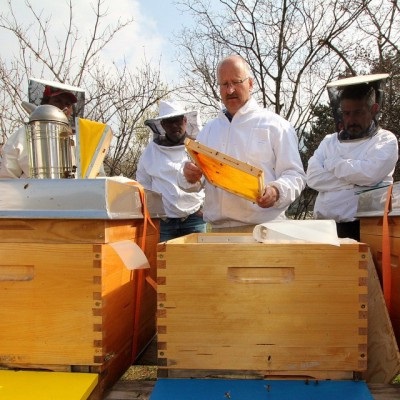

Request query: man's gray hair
[{"left": 217, "top": 55, "right": 253, "bottom": 78}]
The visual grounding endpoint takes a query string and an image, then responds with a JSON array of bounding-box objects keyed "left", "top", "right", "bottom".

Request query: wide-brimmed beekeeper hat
[
  {"left": 28, "top": 77, "right": 86, "bottom": 119},
  {"left": 144, "top": 99, "right": 202, "bottom": 139},
  {"left": 326, "top": 73, "right": 389, "bottom": 130}
]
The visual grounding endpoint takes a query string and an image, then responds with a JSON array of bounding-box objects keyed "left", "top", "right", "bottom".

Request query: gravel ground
[{"left": 121, "top": 365, "right": 158, "bottom": 381}]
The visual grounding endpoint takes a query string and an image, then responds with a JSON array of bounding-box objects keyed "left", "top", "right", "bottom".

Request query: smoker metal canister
[{"left": 26, "top": 104, "right": 75, "bottom": 179}]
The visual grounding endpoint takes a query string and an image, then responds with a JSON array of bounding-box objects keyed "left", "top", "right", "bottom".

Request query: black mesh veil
[{"left": 326, "top": 73, "right": 389, "bottom": 131}]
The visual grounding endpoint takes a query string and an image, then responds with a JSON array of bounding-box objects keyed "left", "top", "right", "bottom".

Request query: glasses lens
[{"left": 218, "top": 77, "right": 248, "bottom": 88}]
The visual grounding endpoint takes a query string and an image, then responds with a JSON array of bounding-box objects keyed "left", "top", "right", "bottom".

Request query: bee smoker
[{"left": 26, "top": 104, "right": 75, "bottom": 178}]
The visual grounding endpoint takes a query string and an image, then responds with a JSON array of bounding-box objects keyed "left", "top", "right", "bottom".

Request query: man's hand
[
  {"left": 256, "top": 185, "right": 279, "bottom": 208},
  {"left": 183, "top": 161, "right": 203, "bottom": 183}
]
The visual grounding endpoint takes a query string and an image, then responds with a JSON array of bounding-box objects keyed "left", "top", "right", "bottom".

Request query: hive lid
[
  {"left": 0, "top": 177, "right": 165, "bottom": 219},
  {"left": 356, "top": 182, "right": 400, "bottom": 217}
]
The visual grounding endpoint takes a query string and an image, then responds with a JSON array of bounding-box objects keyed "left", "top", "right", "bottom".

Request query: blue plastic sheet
[{"left": 150, "top": 378, "right": 373, "bottom": 400}]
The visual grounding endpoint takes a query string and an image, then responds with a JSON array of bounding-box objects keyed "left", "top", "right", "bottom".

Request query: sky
[
  {"left": 135, "top": 0, "right": 192, "bottom": 82},
  {"left": 0, "top": 0, "right": 193, "bottom": 84}
]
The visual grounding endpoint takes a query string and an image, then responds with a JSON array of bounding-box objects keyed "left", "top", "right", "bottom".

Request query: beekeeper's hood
[
  {"left": 144, "top": 99, "right": 202, "bottom": 139},
  {"left": 28, "top": 77, "right": 85, "bottom": 121},
  {"left": 327, "top": 73, "right": 389, "bottom": 140}
]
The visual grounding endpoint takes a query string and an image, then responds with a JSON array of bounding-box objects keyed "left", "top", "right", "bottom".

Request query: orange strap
[
  {"left": 126, "top": 181, "right": 157, "bottom": 362},
  {"left": 382, "top": 184, "right": 393, "bottom": 313},
  {"left": 127, "top": 181, "right": 157, "bottom": 250},
  {"left": 128, "top": 181, "right": 157, "bottom": 289}
]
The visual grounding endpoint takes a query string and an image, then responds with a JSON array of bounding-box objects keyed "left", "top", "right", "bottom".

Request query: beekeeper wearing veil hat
[
  {"left": 0, "top": 78, "right": 85, "bottom": 178},
  {"left": 306, "top": 73, "right": 398, "bottom": 241},
  {"left": 136, "top": 99, "right": 206, "bottom": 241}
]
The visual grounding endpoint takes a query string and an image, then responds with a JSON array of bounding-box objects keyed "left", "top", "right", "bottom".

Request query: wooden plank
[
  {"left": 367, "top": 383, "right": 400, "bottom": 399},
  {"left": 360, "top": 218, "right": 400, "bottom": 348},
  {"left": 0, "top": 219, "right": 143, "bottom": 244},
  {"left": 103, "top": 380, "right": 155, "bottom": 400},
  {"left": 158, "top": 368, "right": 354, "bottom": 380},
  {"left": 364, "top": 251, "right": 400, "bottom": 383},
  {"left": 360, "top": 217, "right": 400, "bottom": 238}
]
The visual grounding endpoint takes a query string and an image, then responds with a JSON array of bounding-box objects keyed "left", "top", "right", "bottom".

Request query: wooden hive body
[
  {"left": 157, "top": 233, "right": 368, "bottom": 380},
  {"left": 0, "top": 218, "right": 159, "bottom": 397},
  {"left": 360, "top": 216, "right": 400, "bottom": 345}
]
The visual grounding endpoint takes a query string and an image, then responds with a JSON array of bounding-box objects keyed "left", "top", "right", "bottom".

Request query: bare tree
[
  {"left": 82, "top": 59, "right": 169, "bottom": 177},
  {"left": 174, "top": 0, "right": 371, "bottom": 136},
  {"left": 0, "top": 0, "right": 170, "bottom": 177},
  {"left": 336, "top": 0, "right": 400, "bottom": 180},
  {"left": 356, "top": 0, "right": 400, "bottom": 63}
]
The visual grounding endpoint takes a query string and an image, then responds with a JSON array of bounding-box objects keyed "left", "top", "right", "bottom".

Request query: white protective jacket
[
  {"left": 136, "top": 142, "right": 205, "bottom": 218},
  {"left": 0, "top": 127, "right": 29, "bottom": 178},
  {"left": 179, "top": 97, "right": 306, "bottom": 228},
  {"left": 307, "top": 128, "right": 398, "bottom": 222}
]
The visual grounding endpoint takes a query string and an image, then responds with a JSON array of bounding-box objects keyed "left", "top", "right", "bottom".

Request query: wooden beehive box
[
  {"left": 360, "top": 216, "right": 400, "bottom": 345},
  {"left": 157, "top": 233, "right": 368, "bottom": 380},
  {"left": 0, "top": 218, "right": 159, "bottom": 396}
]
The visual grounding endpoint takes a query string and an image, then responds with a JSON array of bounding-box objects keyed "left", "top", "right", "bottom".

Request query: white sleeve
[
  {"left": 268, "top": 126, "right": 306, "bottom": 208},
  {"left": 325, "top": 132, "right": 398, "bottom": 186},
  {"left": 135, "top": 152, "right": 153, "bottom": 190},
  {"left": 306, "top": 136, "right": 352, "bottom": 191},
  {"left": 0, "top": 127, "right": 28, "bottom": 178},
  {"left": 176, "top": 161, "right": 205, "bottom": 193}
]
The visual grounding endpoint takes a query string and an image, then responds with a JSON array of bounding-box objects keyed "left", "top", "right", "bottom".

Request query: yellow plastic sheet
[
  {"left": 0, "top": 370, "right": 98, "bottom": 400},
  {"left": 76, "top": 118, "right": 112, "bottom": 178}
]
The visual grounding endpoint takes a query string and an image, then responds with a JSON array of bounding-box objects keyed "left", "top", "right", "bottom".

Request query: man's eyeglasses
[{"left": 218, "top": 77, "right": 250, "bottom": 89}]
